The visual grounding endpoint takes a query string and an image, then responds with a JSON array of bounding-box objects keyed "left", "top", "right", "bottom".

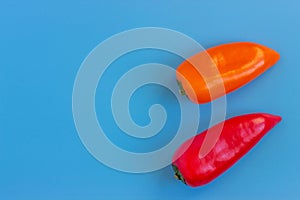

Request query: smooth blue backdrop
[{"left": 1, "top": 0, "right": 299, "bottom": 199}]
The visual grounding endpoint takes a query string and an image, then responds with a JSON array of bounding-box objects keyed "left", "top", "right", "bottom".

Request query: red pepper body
[{"left": 172, "top": 113, "right": 281, "bottom": 187}]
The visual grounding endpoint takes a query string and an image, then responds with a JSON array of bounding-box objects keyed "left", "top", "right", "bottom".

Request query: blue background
[{"left": 1, "top": 0, "right": 300, "bottom": 199}]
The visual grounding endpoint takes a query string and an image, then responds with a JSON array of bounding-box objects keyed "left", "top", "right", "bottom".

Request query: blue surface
[{"left": 1, "top": 0, "right": 300, "bottom": 199}]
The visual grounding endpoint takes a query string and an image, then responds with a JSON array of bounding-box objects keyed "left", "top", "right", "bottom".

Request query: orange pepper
[{"left": 176, "top": 42, "right": 280, "bottom": 104}]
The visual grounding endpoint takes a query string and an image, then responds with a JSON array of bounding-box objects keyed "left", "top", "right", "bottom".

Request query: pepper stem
[
  {"left": 172, "top": 164, "right": 186, "bottom": 185},
  {"left": 177, "top": 80, "right": 186, "bottom": 96}
]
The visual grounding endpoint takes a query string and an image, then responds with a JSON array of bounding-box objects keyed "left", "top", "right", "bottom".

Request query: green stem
[
  {"left": 172, "top": 164, "right": 186, "bottom": 185},
  {"left": 177, "top": 80, "right": 186, "bottom": 96}
]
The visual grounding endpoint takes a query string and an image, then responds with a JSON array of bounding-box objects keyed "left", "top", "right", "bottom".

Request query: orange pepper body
[{"left": 176, "top": 42, "right": 280, "bottom": 104}]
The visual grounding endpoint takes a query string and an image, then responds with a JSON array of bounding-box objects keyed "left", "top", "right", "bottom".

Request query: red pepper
[{"left": 172, "top": 113, "right": 281, "bottom": 187}]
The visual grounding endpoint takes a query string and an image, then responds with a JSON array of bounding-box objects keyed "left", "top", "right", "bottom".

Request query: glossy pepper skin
[
  {"left": 172, "top": 113, "right": 281, "bottom": 187},
  {"left": 176, "top": 42, "right": 280, "bottom": 104}
]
